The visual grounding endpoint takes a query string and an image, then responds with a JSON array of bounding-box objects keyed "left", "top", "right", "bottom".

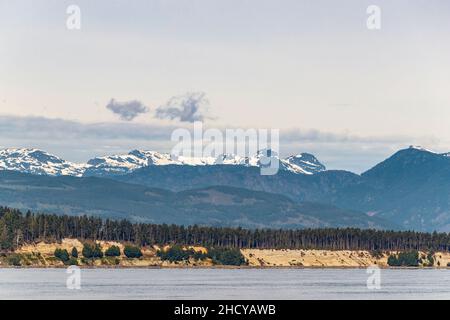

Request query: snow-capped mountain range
[
  {"left": 0, "top": 148, "right": 326, "bottom": 177},
  {"left": 0, "top": 148, "right": 87, "bottom": 177}
]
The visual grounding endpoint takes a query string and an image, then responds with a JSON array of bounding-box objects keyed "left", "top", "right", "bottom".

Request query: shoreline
[
  {"left": 2, "top": 238, "right": 449, "bottom": 269},
  {"left": 1, "top": 265, "right": 449, "bottom": 270}
]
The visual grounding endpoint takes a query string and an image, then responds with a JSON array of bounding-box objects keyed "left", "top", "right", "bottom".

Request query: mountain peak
[
  {"left": 284, "top": 152, "right": 326, "bottom": 174},
  {"left": 408, "top": 145, "right": 436, "bottom": 153},
  {"left": 0, "top": 148, "right": 86, "bottom": 176},
  {"left": 362, "top": 145, "right": 450, "bottom": 184}
]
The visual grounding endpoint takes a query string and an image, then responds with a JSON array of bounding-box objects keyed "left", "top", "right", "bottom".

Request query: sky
[{"left": 0, "top": 0, "right": 450, "bottom": 172}]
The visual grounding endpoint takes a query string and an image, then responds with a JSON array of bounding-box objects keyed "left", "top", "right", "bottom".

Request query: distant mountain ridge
[
  {"left": 0, "top": 170, "right": 393, "bottom": 230},
  {"left": 0, "top": 148, "right": 326, "bottom": 177},
  {"left": 353, "top": 146, "right": 450, "bottom": 231},
  {"left": 1, "top": 145, "right": 450, "bottom": 231},
  {"left": 0, "top": 148, "right": 87, "bottom": 177},
  {"left": 110, "top": 146, "right": 450, "bottom": 231},
  {"left": 84, "top": 149, "right": 328, "bottom": 176}
]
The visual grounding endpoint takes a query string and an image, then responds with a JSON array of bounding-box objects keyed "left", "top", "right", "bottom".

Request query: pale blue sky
[{"left": 0, "top": 0, "right": 449, "bottom": 172}]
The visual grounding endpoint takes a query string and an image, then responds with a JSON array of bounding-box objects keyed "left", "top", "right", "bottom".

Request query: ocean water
[{"left": 0, "top": 268, "right": 449, "bottom": 300}]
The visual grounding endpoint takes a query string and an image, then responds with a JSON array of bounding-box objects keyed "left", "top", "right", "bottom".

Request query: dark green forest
[
  {"left": 1, "top": 206, "right": 450, "bottom": 252},
  {"left": 156, "top": 245, "right": 246, "bottom": 266}
]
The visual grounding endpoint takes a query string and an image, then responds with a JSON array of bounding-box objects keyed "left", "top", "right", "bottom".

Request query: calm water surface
[{"left": 1, "top": 268, "right": 449, "bottom": 299}]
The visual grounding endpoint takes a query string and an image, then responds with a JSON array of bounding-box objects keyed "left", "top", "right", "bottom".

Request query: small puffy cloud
[
  {"left": 106, "top": 98, "right": 149, "bottom": 121},
  {"left": 155, "top": 92, "right": 208, "bottom": 123}
]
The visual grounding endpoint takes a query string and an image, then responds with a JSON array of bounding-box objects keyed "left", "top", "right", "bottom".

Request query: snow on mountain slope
[
  {"left": 0, "top": 148, "right": 87, "bottom": 176},
  {"left": 245, "top": 149, "right": 326, "bottom": 174},
  {"left": 213, "top": 153, "right": 247, "bottom": 165},
  {"left": 86, "top": 150, "right": 174, "bottom": 175},
  {"left": 284, "top": 153, "right": 327, "bottom": 174},
  {"left": 86, "top": 150, "right": 219, "bottom": 175},
  {"left": 0, "top": 147, "right": 326, "bottom": 177},
  {"left": 408, "top": 145, "right": 436, "bottom": 153},
  {"left": 85, "top": 148, "right": 326, "bottom": 176}
]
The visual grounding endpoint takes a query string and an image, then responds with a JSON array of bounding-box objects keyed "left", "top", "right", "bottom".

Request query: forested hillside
[
  {"left": 1, "top": 207, "right": 449, "bottom": 252},
  {"left": 0, "top": 171, "right": 393, "bottom": 229}
]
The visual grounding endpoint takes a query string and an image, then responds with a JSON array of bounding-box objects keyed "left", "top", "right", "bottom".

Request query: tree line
[
  {"left": 53, "top": 244, "right": 142, "bottom": 265},
  {"left": 157, "top": 245, "right": 246, "bottom": 265},
  {"left": 1, "top": 206, "right": 450, "bottom": 252}
]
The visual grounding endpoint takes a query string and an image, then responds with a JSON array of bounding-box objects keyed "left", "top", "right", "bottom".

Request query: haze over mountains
[{"left": 0, "top": 146, "right": 449, "bottom": 232}]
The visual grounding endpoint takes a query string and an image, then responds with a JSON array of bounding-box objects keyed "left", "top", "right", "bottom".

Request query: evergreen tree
[
  {"left": 54, "top": 248, "right": 70, "bottom": 262},
  {"left": 82, "top": 243, "right": 103, "bottom": 259},
  {"left": 105, "top": 245, "right": 121, "bottom": 257},
  {"left": 124, "top": 245, "right": 142, "bottom": 258},
  {"left": 71, "top": 247, "right": 78, "bottom": 258}
]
